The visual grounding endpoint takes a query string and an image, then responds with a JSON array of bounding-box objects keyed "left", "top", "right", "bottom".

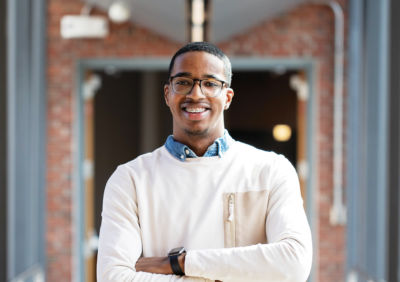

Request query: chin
[{"left": 184, "top": 127, "right": 209, "bottom": 136}]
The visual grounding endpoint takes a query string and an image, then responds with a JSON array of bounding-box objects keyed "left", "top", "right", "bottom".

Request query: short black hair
[{"left": 167, "top": 41, "right": 232, "bottom": 86}]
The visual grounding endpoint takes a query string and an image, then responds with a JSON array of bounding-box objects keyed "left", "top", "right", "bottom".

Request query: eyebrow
[
  {"left": 171, "top": 72, "right": 192, "bottom": 78},
  {"left": 171, "top": 72, "right": 223, "bottom": 81}
]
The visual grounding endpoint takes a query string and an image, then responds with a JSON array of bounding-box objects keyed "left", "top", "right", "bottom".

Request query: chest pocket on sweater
[{"left": 223, "top": 190, "right": 268, "bottom": 248}]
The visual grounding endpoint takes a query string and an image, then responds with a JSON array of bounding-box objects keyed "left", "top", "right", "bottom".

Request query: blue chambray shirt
[{"left": 165, "top": 130, "right": 234, "bottom": 161}]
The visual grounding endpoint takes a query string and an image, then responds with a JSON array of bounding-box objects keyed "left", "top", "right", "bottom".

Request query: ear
[
  {"left": 224, "top": 87, "right": 234, "bottom": 110},
  {"left": 164, "top": 83, "right": 170, "bottom": 107}
]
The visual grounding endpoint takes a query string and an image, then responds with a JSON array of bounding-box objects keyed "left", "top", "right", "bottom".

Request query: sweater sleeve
[
  {"left": 97, "top": 165, "right": 207, "bottom": 282},
  {"left": 184, "top": 156, "right": 312, "bottom": 282}
]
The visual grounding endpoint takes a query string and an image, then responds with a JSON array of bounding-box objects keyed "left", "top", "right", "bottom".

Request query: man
[{"left": 97, "top": 42, "right": 312, "bottom": 281}]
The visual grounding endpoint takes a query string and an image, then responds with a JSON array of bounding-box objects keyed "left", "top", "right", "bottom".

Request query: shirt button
[
  {"left": 185, "top": 149, "right": 190, "bottom": 155},
  {"left": 180, "top": 154, "right": 184, "bottom": 159}
]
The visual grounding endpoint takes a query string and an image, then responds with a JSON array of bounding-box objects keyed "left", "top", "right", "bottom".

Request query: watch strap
[{"left": 169, "top": 254, "right": 185, "bottom": 276}]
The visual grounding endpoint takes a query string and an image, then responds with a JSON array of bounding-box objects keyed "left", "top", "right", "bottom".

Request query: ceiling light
[
  {"left": 108, "top": 1, "right": 131, "bottom": 23},
  {"left": 272, "top": 124, "right": 292, "bottom": 142}
]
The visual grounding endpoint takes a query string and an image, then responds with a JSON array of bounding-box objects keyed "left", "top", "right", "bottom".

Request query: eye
[
  {"left": 203, "top": 80, "right": 220, "bottom": 88},
  {"left": 174, "top": 78, "right": 191, "bottom": 86}
]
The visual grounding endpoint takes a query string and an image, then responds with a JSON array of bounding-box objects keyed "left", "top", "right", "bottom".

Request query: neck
[{"left": 173, "top": 130, "right": 224, "bottom": 156}]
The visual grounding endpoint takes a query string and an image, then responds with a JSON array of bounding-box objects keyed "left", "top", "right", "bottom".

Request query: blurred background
[{"left": 1, "top": 0, "right": 399, "bottom": 281}]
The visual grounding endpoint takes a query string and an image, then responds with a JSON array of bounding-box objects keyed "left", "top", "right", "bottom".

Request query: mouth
[
  {"left": 184, "top": 107, "right": 208, "bottom": 113},
  {"left": 181, "top": 103, "right": 211, "bottom": 120}
]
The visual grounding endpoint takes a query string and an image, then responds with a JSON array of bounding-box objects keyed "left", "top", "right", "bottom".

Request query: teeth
[{"left": 186, "top": 108, "right": 206, "bottom": 113}]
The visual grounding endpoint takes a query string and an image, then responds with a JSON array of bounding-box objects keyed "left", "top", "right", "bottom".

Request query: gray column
[
  {"left": 0, "top": 0, "right": 7, "bottom": 280},
  {"left": 347, "top": 0, "right": 390, "bottom": 280},
  {"left": 6, "top": 0, "right": 46, "bottom": 280}
]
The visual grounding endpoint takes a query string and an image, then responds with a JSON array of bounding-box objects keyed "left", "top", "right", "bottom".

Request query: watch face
[{"left": 169, "top": 247, "right": 186, "bottom": 256}]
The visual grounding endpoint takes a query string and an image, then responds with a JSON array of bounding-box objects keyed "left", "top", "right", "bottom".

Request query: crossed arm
[
  {"left": 136, "top": 254, "right": 224, "bottom": 282},
  {"left": 97, "top": 163, "right": 312, "bottom": 282}
]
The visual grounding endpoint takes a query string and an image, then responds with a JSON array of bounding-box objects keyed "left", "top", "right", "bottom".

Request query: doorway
[
  {"left": 76, "top": 58, "right": 315, "bottom": 281},
  {"left": 227, "top": 70, "right": 298, "bottom": 166},
  {"left": 79, "top": 67, "right": 171, "bottom": 282},
  {"left": 92, "top": 70, "right": 171, "bottom": 234}
]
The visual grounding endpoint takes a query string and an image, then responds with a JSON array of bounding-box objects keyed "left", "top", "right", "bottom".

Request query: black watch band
[{"left": 168, "top": 247, "right": 186, "bottom": 276}]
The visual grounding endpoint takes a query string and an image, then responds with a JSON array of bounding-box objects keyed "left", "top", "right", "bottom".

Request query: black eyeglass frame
[{"left": 168, "top": 75, "right": 229, "bottom": 97}]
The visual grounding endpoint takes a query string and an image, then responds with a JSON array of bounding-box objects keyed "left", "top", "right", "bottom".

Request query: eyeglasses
[{"left": 169, "top": 75, "right": 228, "bottom": 97}]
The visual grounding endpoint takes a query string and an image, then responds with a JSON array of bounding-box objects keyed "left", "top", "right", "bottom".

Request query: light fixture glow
[
  {"left": 273, "top": 124, "right": 292, "bottom": 142},
  {"left": 192, "top": 0, "right": 205, "bottom": 25},
  {"left": 191, "top": 0, "right": 205, "bottom": 41},
  {"left": 108, "top": 1, "right": 131, "bottom": 23}
]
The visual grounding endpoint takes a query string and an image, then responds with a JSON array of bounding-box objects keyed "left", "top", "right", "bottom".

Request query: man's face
[{"left": 164, "top": 51, "right": 234, "bottom": 141}]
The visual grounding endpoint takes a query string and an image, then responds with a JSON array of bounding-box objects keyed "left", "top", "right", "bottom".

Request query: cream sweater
[{"left": 97, "top": 141, "right": 312, "bottom": 282}]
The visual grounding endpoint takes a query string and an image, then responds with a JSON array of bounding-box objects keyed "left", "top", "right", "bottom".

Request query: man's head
[
  {"left": 164, "top": 42, "right": 234, "bottom": 145},
  {"left": 168, "top": 42, "right": 232, "bottom": 86}
]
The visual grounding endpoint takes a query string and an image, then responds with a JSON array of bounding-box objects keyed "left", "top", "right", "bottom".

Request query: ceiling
[{"left": 83, "top": 0, "right": 320, "bottom": 43}]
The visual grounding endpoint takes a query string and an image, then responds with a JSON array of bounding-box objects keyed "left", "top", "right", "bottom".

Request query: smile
[
  {"left": 181, "top": 103, "right": 211, "bottom": 120},
  {"left": 181, "top": 102, "right": 211, "bottom": 113},
  {"left": 184, "top": 107, "right": 207, "bottom": 113}
]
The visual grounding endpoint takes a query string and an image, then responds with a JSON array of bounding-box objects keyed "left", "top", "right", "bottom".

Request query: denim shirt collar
[{"left": 165, "top": 130, "right": 234, "bottom": 161}]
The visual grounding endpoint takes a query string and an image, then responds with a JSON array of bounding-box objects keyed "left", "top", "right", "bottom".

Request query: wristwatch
[{"left": 168, "top": 247, "right": 186, "bottom": 275}]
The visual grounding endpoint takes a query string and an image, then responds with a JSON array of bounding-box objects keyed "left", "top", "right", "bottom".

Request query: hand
[{"left": 135, "top": 253, "right": 186, "bottom": 275}]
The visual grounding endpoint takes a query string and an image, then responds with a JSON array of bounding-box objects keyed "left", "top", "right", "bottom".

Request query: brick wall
[
  {"left": 219, "top": 2, "right": 347, "bottom": 281},
  {"left": 46, "top": 1, "right": 180, "bottom": 281},
  {"left": 46, "top": 1, "right": 347, "bottom": 281}
]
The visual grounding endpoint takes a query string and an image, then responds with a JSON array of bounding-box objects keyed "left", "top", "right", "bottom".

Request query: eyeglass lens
[{"left": 171, "top": 77, "right": 223, "bottom": 97}]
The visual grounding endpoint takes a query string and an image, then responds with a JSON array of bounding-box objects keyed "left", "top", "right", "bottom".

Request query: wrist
[
  {"left": 168, "top": 247, "right": 186, "bottom": 275},
  {"left": 178, "top": 252, "right": 186, "bottom": 273}
]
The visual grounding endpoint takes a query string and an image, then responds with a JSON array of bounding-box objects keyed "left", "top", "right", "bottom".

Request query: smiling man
[{"left": 97, "top": 42, "right": 312, "bottom": 282}]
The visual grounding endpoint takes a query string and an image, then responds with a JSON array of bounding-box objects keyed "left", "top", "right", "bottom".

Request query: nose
[{"left": 187, "top": 81, "right": 206, "bottom": 99}]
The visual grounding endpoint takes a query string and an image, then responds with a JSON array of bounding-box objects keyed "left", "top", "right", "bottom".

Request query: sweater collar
[{"left": 165, "top": 130, "right": 234, "bottom": 161}]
